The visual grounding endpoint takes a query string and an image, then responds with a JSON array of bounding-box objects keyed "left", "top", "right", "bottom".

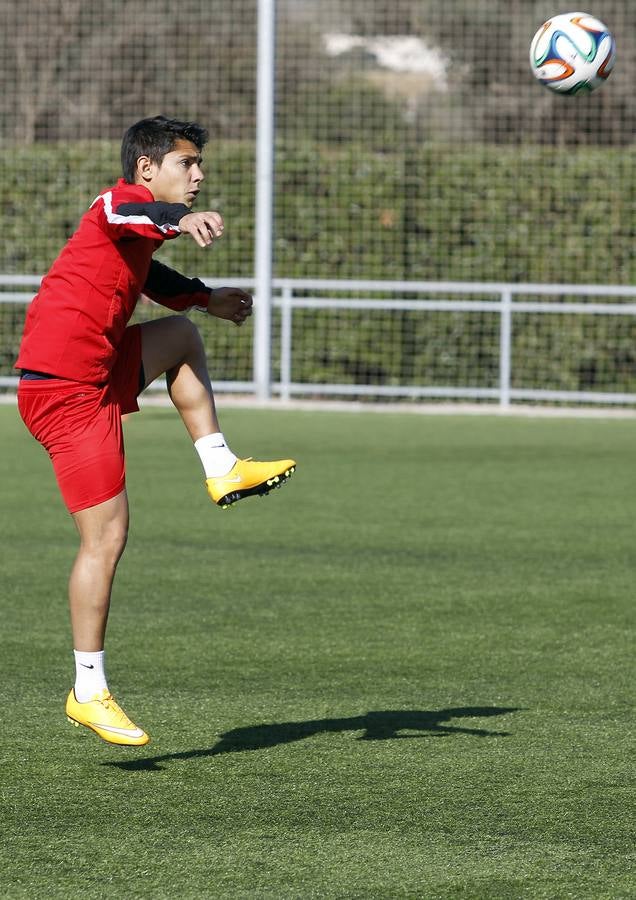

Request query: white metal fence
[{"left": 3, "top": 275, "right": 636, "bottom": 408}]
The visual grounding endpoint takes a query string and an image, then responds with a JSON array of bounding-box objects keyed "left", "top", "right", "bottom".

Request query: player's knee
[
  {"left": 177, "top": 315, "right": 204, "bottom": 356},
  {"left": 83, "top": 518, "right": 128, "bottom": 566},
  {"left": 158, "top": 316, "right": 204, "bottom": 370},
  {"left": 109, "top": 520, "right": 128, "bottom": 562}
]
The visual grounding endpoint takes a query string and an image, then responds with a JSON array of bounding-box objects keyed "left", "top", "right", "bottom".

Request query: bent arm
[
  {"left": 92, "top": 191, "right": 190, "bottom": 240},
  {"left": 143, "top": 261, "right": 253, "bottom": 325},
  {"left": 142, "top": 259, "right": 211, "bottom": 312}
]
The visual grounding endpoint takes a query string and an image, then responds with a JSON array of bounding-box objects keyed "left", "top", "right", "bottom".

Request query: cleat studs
[{"left": 213, "top": 464, "right": 295, "bottom": 509}]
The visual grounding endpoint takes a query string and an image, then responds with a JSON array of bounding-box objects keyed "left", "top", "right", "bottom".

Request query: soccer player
[{"left": 16, "top": 116, "right": 295, "bottom": 747}]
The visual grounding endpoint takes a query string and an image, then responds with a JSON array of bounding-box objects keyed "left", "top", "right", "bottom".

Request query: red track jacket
[{"left": 16, "top": 179, "right": 211, "bottom": 383}]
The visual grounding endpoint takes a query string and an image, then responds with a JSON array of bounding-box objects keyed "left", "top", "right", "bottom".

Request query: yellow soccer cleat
[
  {"left": 206, "top": 457, "right": 296, "bottom": 508},
  {"left": 65, "top": 688, "right": 150, "bottom": 746}
]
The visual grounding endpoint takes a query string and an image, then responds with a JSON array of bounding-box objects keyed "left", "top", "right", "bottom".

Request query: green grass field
[{"left": 1, "top": 403, "right": 634, "bottom": 899}]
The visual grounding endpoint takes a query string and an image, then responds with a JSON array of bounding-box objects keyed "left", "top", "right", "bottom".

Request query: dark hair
[{"left": 120, "top": 115, "right": 208, "bottom": 183}]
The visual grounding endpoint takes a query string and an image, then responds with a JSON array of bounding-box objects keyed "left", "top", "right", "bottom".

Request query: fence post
[
  {"left": 499, "top": 289, "right": 512, "bottom": 408},
  {"left": 280, "top": 284, "right": 292, "bottom": 402},
  {"left": 253, "top": 0, "right": 276, "bottom": 400}
]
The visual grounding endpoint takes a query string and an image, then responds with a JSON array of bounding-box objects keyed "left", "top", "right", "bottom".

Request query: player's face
[{"left": 148, "top": 139, "right": 205, "bottom": 207}]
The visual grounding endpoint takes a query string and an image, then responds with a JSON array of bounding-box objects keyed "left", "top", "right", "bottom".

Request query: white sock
[
  {"left": 194, "top": 432, "right": 237, "bottom": 478},
  {"left": 74, "top": 650, "right": 108, "bottom": 703}
]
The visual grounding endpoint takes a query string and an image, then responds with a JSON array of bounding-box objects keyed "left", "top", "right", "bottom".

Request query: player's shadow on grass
[{"left": 102, "top": 706, "right": 520, "bottom": 772}]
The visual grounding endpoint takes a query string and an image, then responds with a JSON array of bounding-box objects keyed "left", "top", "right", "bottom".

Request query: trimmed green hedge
[
  {"left": 3, "top": 140, "right": 634, "bottom": 282},
  {"left": 2, "top": 141, "right": 635, "bottom": 393}
]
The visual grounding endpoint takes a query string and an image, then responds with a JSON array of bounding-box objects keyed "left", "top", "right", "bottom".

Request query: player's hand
[
  {"left": 207, "top": 287, "right": 253, "bottom": 326},
  {"left": 179, "top": 211, "right": 224, "bottom": 248}
]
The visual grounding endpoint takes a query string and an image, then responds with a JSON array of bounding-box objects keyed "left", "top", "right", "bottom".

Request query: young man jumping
[{"left": 16, "top": 115, "right": 295, "bottom": 748}]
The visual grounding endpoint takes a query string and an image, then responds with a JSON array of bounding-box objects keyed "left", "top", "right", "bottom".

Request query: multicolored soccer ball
[{"left": 529, "top": 12, "right": 616, "bottom": 94}]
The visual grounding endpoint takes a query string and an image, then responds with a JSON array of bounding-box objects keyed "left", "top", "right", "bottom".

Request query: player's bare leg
[
  {"left": 140, "top": 315, "right": 219, "bottom": 440},
  {"left": 139, "top": 316, "right": 295, "bottom": 507},
  {"left": 69, "top": 491, "right": 129, "bottom": 651},
  {"left": 65, "top": 490, "right": 149, "bottom": 746}
]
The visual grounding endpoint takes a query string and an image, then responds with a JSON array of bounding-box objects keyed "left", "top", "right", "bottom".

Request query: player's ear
[{"left": 136, "top": 155, "right": 156, "bottom": 184}]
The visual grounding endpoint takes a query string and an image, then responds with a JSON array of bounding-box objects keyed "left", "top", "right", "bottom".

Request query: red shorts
[{"left": 17, "top": 325, "right": 143, "bottom": 514}]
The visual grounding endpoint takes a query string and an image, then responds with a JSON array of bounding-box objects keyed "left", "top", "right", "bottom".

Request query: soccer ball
[{"left": 529, "top": 12, "right": 616, "bottom": 94}]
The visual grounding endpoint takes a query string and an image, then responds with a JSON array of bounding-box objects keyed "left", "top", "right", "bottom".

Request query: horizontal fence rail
[{"left": 2, "top": 277, "right": 636, "bottom": 408}]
